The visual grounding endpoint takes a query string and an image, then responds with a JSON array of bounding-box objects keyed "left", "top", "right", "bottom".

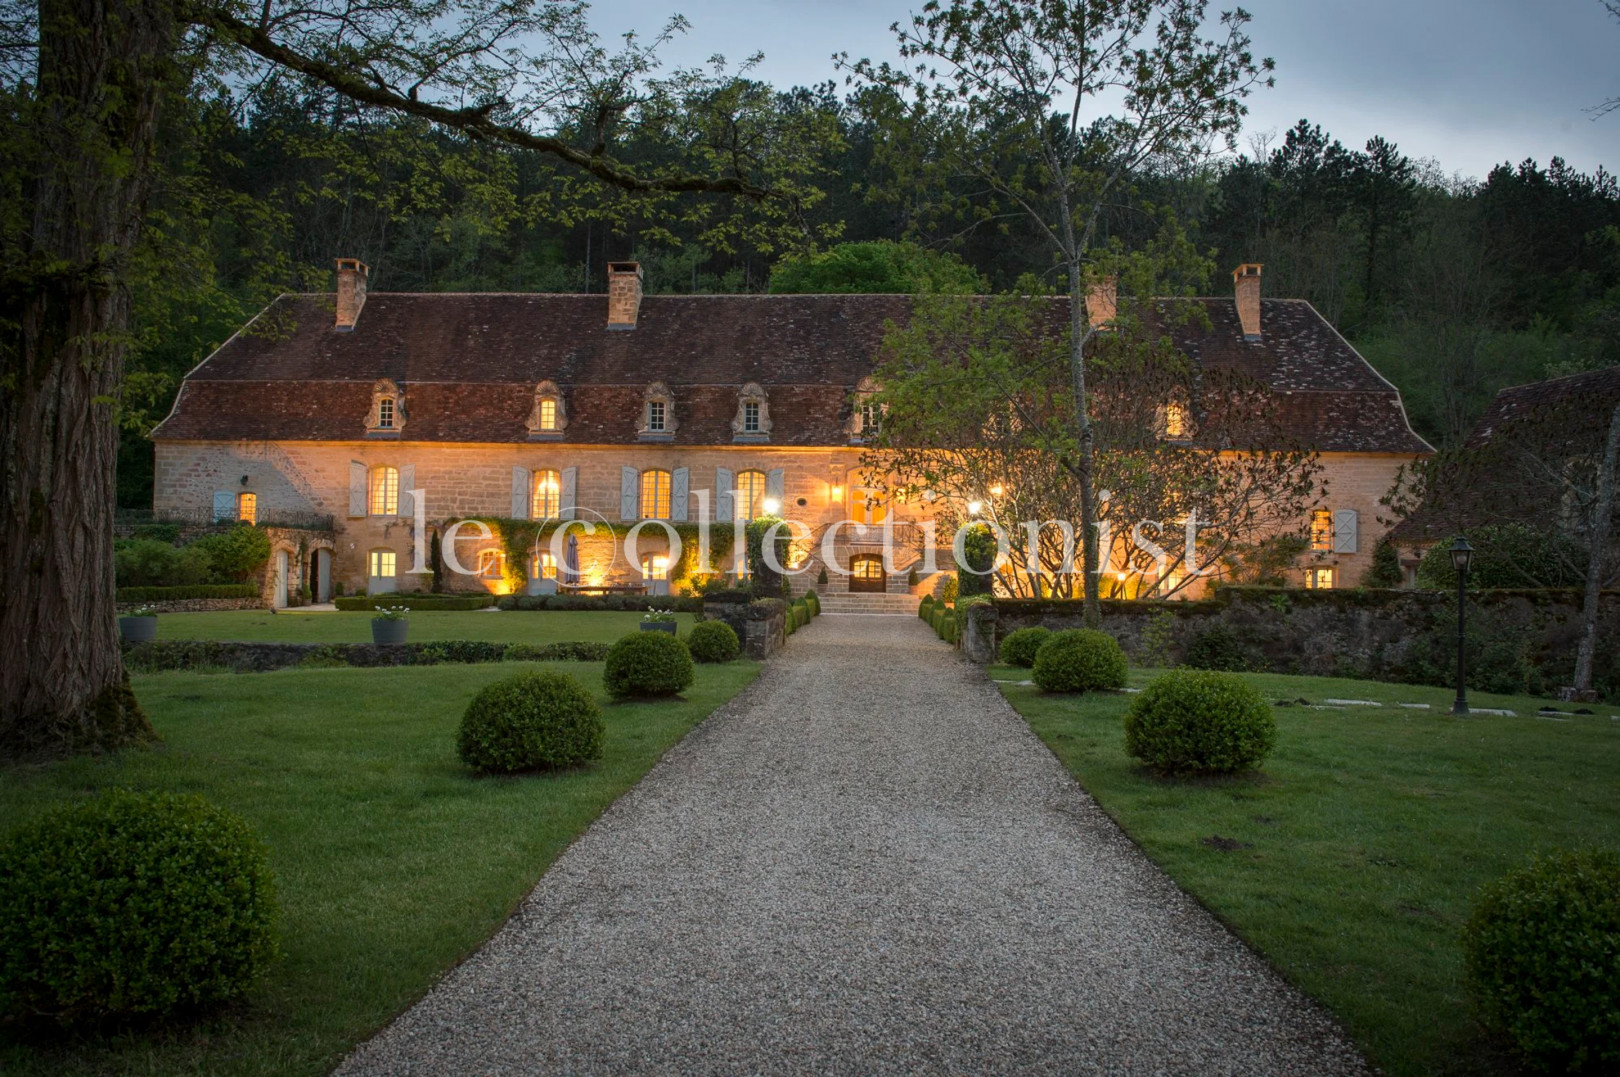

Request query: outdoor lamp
[
  {"left": 967, "top": 500, "right": 983, "bottom": 516},
  {"left": 761, "top": 497, "right": 781, "bottom": 515},
  {"left": 830, "top": 483, "right": 844, "bottom": 502},
  {"left": 1450, "top": 536, "right": 1474, "bottom": 716},
  {"left": 990, "top": 484, "right": 1005, "bottom": 497}
]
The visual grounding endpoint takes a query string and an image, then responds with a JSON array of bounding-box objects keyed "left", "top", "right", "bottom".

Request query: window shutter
[
  {"left": 348, "top": 462, "right": 367, "bottom": 517},
  {"left": 399, "top": 465, "right": 415, "bottom": 518},
  {"left": 766, "top": 468, "right": 786, "bottom": 506},
  {"left": 620, "top": 466, "right": 639, "bottom": 521},
  {"left": 560, "top": 467, "right": 577, "bottom": 519},
  {"left": 670, "top": 467, "right": 690, "bottom": 523},
  {"left": 212, "top": 491, "right": 235, "bottom": 522},
  {"left": 511, "top": 466, "right": 531, "bottom": 519},
  {"left": 715, "top": 467, "right": 734, "bottom": 522},
  {"left": 1333, "top": 509, "right": 1359, "bottom": 554}
]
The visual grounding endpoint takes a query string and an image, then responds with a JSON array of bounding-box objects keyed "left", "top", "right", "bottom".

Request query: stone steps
[{"left": 815, "top": 592, "right": 922, "bottom": 615}]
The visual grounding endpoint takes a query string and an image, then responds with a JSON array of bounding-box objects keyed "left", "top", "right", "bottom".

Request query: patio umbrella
[{"left": 564, "top": 532, "right": 580, "bottom": 586}]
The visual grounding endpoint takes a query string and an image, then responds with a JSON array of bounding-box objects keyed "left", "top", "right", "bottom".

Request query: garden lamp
[{"left": 1449, "top": 536, "right": 1473, "bottom": 716}]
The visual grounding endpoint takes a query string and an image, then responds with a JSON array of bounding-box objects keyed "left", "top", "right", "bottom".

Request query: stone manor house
[{"left": 150, "top": 260, "right": 1431, "bottom": 607}]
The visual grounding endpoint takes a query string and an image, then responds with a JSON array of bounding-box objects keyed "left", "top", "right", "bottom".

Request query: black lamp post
[{"left": 1450, "top": 536, "right": 1474, "bottom": 716}]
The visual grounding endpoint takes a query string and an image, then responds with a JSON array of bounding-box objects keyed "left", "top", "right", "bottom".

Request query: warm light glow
[
  {"left": 761, "top": 496, "right": 781, "bottom": 515},
  {"left": 990, "top": 485, "right": 1005, "bottom": 497},
  {"left": 967, "top": 500, "right": 983, "bottom": 516},
  {"left": 1115, "top": 572, "right": 1127, "bottom": 583},
  {"left": 830, "top": 483, "right": 844, "bottom": 502}
]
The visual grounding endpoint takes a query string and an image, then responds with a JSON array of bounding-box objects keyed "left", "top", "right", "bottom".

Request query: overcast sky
[{"left": 588, "top": 0, "right": 1620, "bottom": 181}]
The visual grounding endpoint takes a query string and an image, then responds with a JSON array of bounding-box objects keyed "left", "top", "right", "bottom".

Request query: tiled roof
[{"left": 154, "top": 292, "right": 1431, "bottom": 453}]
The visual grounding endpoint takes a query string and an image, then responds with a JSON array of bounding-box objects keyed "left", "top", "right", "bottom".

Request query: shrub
[
  {"left": 804, "top": 590, "right": 820, "bottom": 616},
  {"left": 816, "top": 566, "right": 828, "bottom": 585},
  {"left": 494, "top": 594, "right": 703, "bottom": 613},
  {"left": 686, "top": 620, "right": 740, "bottom": 663},
  {"left": 1183, "top": 624, "right": 1256, "bottom": 672},
  {"left": 999, "top": 626, "right": 1051, "bottom": 667},
  {"left": 456, "top": 670, "right": 604, "bottom": 773},
  {"left": 130, "top": 522, "right": 183, "bottom": 544},
  {"left": 113, "top": 539, "right": 213, "bottom": 588},
  {"left": 957, "top": 523, "right": 998, "bottom": 598},
  {"left": 1124, "top": 669, "right": 1276, "bottom": 774},
  {"left": 189, "top": 525, "right": 272, "bottom": 583},
  {"left": 918, "top": 595, "right": 935, "bottom": 619},
  {"left": 1462, "top": 847, "right": 1620, "bottom": 1074},
  {"left": 603, "top": 631, "right": 695, "bottom": 698},
  {"left": 116, "top": 583, "right": 259, "bottom": 603},
  {"left": 940, "top": 576, "right": 959, "bottom": 604},
  {"left": 1032, "top": 629, "right": 1128, "bottom": 693},
  {"left": 1361, "top": 539, "right": 1404, "bottom": 588},
  {"left": 336, "top": 594, "right": 494, "bottom": 611},
  {"left": 0, "top": 791, "right": 278, "bottom": 1025},
  {"left": 1417, "top": 523, "right": 1588, "bottom": 590}
]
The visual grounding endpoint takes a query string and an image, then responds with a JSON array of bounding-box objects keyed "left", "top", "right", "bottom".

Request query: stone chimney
[
  {"left": 1233, "top": 263, "right": 1262, "bottom": 341},
  {"left": 335, "top": 258, "right": 369, "bottom": 332},
  {"left": 1085, "top": 275, "right": 1117, "bottom": 329},
  {"left": 606, "top": 262, "right": 643, "bottom": 330}
]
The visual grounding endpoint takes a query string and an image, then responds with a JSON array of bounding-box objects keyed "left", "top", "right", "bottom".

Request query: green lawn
[
  {"left": 994, "top": 666, "right": 1620, "bottom": 1077},
  {"left": 0, "top": 657, "right": 759, "bottom": 1077},
  {"left": 152, "top": 609, "right": 665, "bottom": 644}
]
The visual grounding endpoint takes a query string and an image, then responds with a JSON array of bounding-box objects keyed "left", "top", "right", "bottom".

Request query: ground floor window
[
  {"left": 532, "top": 550, "right": 557, "bottom": 579},
  {"left": 1306, "top": 566, "right": 1335, "bottom": 590},
  {"left": 478, "top": 549, "right": 503, "bottom": 579},
  {"left": 641, "top": 553, "right": 670, "bottom": 580},
  {"left": 237, "top": 492, "right": 256, "bottom": 524},
  {"left": 368, "top": 548, "right": 396, "bottom": 578}
]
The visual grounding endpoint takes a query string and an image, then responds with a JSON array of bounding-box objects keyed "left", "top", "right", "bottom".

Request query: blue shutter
[
  {"left": 560, "top": 467, "right": 577, "bottom": 519},
  {"left": 621, "top": 466, "right": 639, "bottom": 521},
  {"left": 766, "top": 468, "right": 785, "bottom": 507},
  {"left": 670, "top": 467, "right": 690, "bottom": 523},
  {"left": 348, "top": 462, "right": 367, "bottom": 517},
  {"left": 212, "top": 490, "right": 235, "bottom": 522},
  {"left": 512, "top": 466, "right": 531, "bottom": 519},
  {"left": 1333, "top": 509, "right": 1359, "bottom": 554},
  {"left": 399, "top": 464, "right": 415, "bottom": 518},
  {"left": 715, "top": 467, "right": 734, "bottom": 522}
]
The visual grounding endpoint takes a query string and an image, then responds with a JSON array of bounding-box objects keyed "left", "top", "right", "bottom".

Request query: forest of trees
[{"left": 113, "top": 53, "right": 1620, "bottom": 509}]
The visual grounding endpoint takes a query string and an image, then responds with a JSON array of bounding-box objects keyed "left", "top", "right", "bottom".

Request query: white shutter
[
  {"left": 399, "top": 464, "right": 415, "bottom": 518},
  {"left": 560, "top": 466, "right": 577, "bottom": 519},
  {"left": 1333, "top": 509, "right": 1359, "bottom": 554},
  {"left": 348, "top": 462, "right": 367, "bottom": 517},
  {"left": 715, "top": 467, "right": 734, "bottom": 522},
  {"left": 766, "top": 468, "right": 786, "bottom": 507},
  {"left": 212, "top": 490, "right": 235, "bottom": 522},
  {"left": 620, "top": 466, "right": 639, "bottom": 521},
  {"left": 511, "top": 466, "right": 531, "bottom": 519},
  {"left": 671, "top": 467, "right": 690, "bottom": 523}
]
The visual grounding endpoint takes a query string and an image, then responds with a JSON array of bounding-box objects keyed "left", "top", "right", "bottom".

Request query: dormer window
[
  {"left": 731, "top": 382, "right": 772, "bottom": 443},
  {"left": 526, "top": 380, "right": 568, "bottom": 440},
  {"left": 366, "top": 379, "right": 404, "bottom": 437},
  {"left": 638, "top": 382, "right": 676, "bottom": 441},
  {"left": 849, "top": 377, "right": 883, "bottom": 443},
  {"left": 1162, "top": 401, "right": 1190, "bottom": 440}
]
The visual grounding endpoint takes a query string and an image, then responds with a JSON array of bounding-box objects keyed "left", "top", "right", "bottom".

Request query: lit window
[
  {"left": 369, "top": 466, "right": 399, "bottom": 516},
  {"left": 368, "top": 549, "right": 396, "bottom": 578},
  {"left": 1309, "top": 509, "right": 1334, "bottom": 552},
  {"left": 1307, "top": 567, "right": 1335, "bottom": 590},
  {"left": 855, "top": 489, "right": 888, "bottom": 526},
  {"left": 237, "top": 492, "right": 257, "bottom": 524},
  {"left": 377, "top": 397, "right": 395, "bottom": 429},
  {"left": 641, "top": 553, "right": 670, "bottom": 580},
  {"left": 647, "top": 400, "right": 666, "bottom": 432},
  {"left": 743, "top": 401, "right": 761, "bottom": 433},
  {"left": 1164, "top": 402, "right": 1188, "bottom": 439},
  {"left": 533, "top": 550, "right": 557, "bottom": 580},
  {"left": 735, "top": 470, "right": 766, "bottom": 521},
  {"left": 860, "top": 402, "right": 882, "bottom": 436},
  {"left": 539, "top": 399, "right": 557, "bottom": 431},
  {"left": 640, "top": 469, "right": 671, "bottom": 520},
  {"left": 532, "top": 469, "right": 561, "bottom": 519},
  {"left": 478, "top": 549, "right": 502, "bottom": 579}
]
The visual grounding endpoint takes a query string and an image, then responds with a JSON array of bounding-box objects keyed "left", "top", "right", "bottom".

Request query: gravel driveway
[{"left": 336, "top": 614, "right": 1368, "bottom": 1076}]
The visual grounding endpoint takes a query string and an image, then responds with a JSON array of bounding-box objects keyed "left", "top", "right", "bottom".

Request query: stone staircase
[{"left": 815, "top": 591, "right": 923, "bottom": 615}]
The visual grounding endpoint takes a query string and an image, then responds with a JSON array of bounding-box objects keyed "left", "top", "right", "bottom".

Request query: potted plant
[
  {"left": 372, "top": 604, "right": 410, "bottom": 645},
  {"left": 119, "top": 605, "right": 158, "bottom": 643},
  {"left": 640, "top": 609, "right": 678, "bottom": 635}
]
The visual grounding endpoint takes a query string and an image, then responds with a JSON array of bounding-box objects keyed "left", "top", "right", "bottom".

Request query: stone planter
[
  {"left": 371, "top": 619, "right": 409, "bottom": 645},
  {"left": 640, "top": 621, "right": 678, "bottom": 635},
  {"left": 119, "top": 616, "right": 158, "bottom": 643}
]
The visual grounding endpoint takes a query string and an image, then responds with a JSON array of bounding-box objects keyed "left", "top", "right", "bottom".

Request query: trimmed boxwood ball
[
  {"left": 0, "top": 790, "right": 278, "bottom": 1025},
  {"left": 457, "top": 670, "right": 604, "bottom": 772},
  {"left": 1124, "top": 669, "right": 1275, "bottom": 774},
  {"left": 686, "top": 620, "right": 740, "bottom": 663},
  {"left": 1462, "top": 847, "right": 1620, "bottom": 1074},
  {"left": 998, "top": 626, "right": 1051, "bottom": 668},
  {"left": 1032, "top": 629, "right": 1128, "bottom": 693},
  {"left": 603, "top": 630, "right": 696, "bottom": 698}
]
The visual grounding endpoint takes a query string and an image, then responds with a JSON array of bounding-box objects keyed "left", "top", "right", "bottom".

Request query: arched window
[
  {"left": 640, "top": 469, "right": 672, "bottom": 520},
  {"left": 526, "top": 380, "right": 567, "bottom": 438},
  {"left": 366, "top": 379, "right": 405, "bottom": 435},
  {"left": 735, "top": 470, "right": 766, "bottom": 521},
  {"left": 532, "top": 469, "right": 561, "bottom": 519},
  {"left": 368, "top": 548, "right": 396, "bottom": 579},
  {"left": 236, "top": 492, "right": 257, "bottom": 524},
  {"left": 369, "top": 466, "right": 399, "bottom": 516},
  {"left": 478, "top": 549, "right": 503, "bottom": 579}
]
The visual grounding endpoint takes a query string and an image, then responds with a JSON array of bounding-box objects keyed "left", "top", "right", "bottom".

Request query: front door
[
  {"left": 850, "top": 555, "right": 885, "bottom": 593},
  {"left": 274, "top": 550, "right": 289, "bottom": 608}
]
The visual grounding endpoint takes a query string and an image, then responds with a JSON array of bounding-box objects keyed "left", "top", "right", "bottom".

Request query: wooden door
[{"left": 850, "top": 555, "right": 886, "bottom": 593}]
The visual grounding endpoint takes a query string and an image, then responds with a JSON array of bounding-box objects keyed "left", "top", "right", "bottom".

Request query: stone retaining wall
[
  {"left": 116, "top": 597, "right": 264, "bottom": 614},
  {"left": 702, "top": 594, "right": 787, "bottom": 659}
]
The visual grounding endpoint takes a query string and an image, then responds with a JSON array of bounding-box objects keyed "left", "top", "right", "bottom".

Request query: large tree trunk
[
  {"left": 0, "top": 0, "right": 175, "bottom": 761},
  {"left": 1066, "top": 257, "right": 1102, "bottom": 629},
  {"left": 1572, "top": 402, "right": 1620, "bottom": 695}
]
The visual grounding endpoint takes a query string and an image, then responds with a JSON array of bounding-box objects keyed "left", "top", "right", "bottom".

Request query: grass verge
[
  {"left": 993, "top": 666, "right": 1620, "bottom": 1077},
  {"left": 1, "top": 658, "right": 758, "bottom": 1076},
  {"left": 152, "top": 609, "right": 669, "bottom": 644}
]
